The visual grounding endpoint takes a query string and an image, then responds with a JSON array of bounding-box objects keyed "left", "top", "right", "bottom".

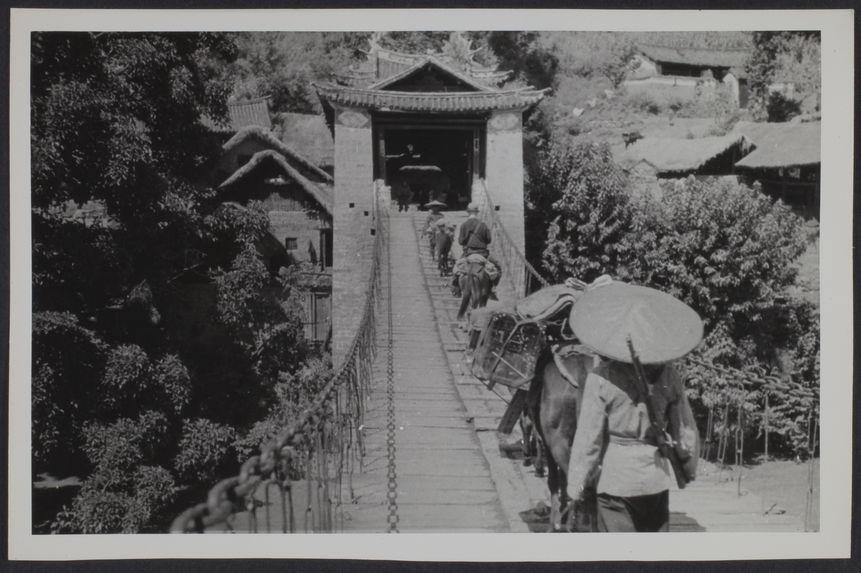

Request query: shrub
[
  {"left": 532, "top": 146, "right": 818, "bottom": 460},
  {"left": 624, "top": 177, "right": 808, "bottom": 342},
  {"left": 540, "top": 141, "right": 634, "bottom": 283},
  {"left": 32, "top": 312, "right": 105, "bottom": 471},
  {"left": 32, "top": 362, "right": 65, "bottom": 470},
  {"left": 174, "top": 418, "right": 238, "bottom": 484},
  {"left": 623, "top": 90, "right": 663, "bottom": 115},
  {"left": 152, "top": 354, "right": 192, "bottom": 416},
  {"left": 51, "top": 464, "right": 176, "bottom": 534},
  {"left": 124, "top": 465, "right": 177, "bottom": 531},
  {"left": 212, "top": 244, "right": 270, "bottom": 337},
  {"left": 52, "top": 488, "right": 131, "bottom": 534},
  {"left": 97, "top": 344, "right": 151, "bottom": 417},
  {"left": 81, "top": 411, "right": 169, "bottom": 482}
]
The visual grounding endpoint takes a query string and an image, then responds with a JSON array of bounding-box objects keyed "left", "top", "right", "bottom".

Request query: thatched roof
[
  {"left": 219, "top": 149, "right": 333, "bottom": 216},
  {"left": 228, "top": 97, "right": 272, "bottom": 131},
  {"left": 279, "top": 113, "right": 334, "bottom": 168},
  {"left": 617, "top": 134, "right": 751, "bottom": 174},
  {"left": 732, "top": 121, "right": 821, "bottom": 169},
  {"left": 223, "top": 126, "right": 333, "bottom": 184},
  {"left": 639, "top": 44, "right": 751, "bottom": 69}
]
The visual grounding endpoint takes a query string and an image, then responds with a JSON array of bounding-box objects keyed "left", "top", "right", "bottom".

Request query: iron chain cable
[
  {"left": 384, "top": 209, "right": 400, "bottom": 533},
  {"left": 169, "top": 184, "right": 385, "bottom": 533},
  {"left": 474, "top": 180, "right": 550, "bottom": 298}
]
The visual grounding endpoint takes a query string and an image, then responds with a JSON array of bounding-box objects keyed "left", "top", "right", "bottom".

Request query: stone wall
[
  {"left": 268, "top": 210, "right": 327, "bottom": 265},
  {"left": 331, "top": 106, "right": 377, "bottom": 367},
  {"left": 484, "top": 110, "right": 526, "bottom": 258}
]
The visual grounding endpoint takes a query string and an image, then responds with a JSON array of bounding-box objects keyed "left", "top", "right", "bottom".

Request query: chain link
[{"left": 384, "top": 209, "right": 400, "bottom": 533}]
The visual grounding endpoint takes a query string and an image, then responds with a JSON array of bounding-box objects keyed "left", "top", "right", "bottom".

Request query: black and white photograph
[{"left": 8, "top": 8, "right": 854, "bottom": 562}]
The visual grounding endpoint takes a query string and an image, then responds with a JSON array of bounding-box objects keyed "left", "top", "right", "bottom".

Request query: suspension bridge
[{"left": 170, "top": 181, "right": 815, "bottom": 534}]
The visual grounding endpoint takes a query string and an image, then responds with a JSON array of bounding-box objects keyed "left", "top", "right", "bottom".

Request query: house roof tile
[
  {"left": 314, "top": 83, "right": 547, "bottom": 113},
  {"left": 617, "top": 133, "right": 751, "bottom": 174},
  {"left": 732, "top": 121, "right": 821, "bottom": 169},
  {"left": 639, "top": 44, "right": 751, "bottom": 69}
]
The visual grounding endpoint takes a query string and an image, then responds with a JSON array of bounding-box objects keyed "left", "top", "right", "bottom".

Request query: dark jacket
[{"left": 458, "top": 217, "right": 491, "bottom": 253}]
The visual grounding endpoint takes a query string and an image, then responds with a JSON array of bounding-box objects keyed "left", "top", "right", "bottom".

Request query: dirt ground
[{"left": 718, "top": 458, "right": 821, "bottom": 531}]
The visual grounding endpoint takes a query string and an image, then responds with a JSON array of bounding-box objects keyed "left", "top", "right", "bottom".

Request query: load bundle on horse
[
  {"left": 468, "top": 277, "right": 611, "bottom": 395},
  {"left": 453, "top": 253, "right": 499, "bottom": 320},
  {"left": 453, "top": 253, "right": 499, "bottom": 285}
]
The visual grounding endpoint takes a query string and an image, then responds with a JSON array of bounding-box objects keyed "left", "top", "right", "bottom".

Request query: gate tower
[{"left": 315, "top": 34, "right": 546, "bottom": 364}]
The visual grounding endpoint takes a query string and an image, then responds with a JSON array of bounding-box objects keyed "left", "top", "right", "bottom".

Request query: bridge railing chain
[
  {"left": 472, "top": 180, "right": 549, "bottom": 299},
  {"left": 170, "top": 182, "right": 385, "bottom": 534}
]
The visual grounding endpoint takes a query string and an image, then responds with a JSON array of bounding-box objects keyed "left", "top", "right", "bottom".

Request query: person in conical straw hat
[
  {"left": 565, "top": 281, "right": 702, "bottom": 532},
  {"left": 423, "top": 199, "right": 446, "bottom": 233}
]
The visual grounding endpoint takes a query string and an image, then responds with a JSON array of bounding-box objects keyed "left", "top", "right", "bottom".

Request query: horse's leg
[
  {"left": 457, "top": 273, "right": 471, "bottom": 320},
  {"left": 534, "top": 432, "right": 546, "bottom": 478},
  {"left": 546, "top": 450, "right": 562, "bottom": 532},
  {"left": 479, "top": 272, "right": 491, "bottom": 308}
]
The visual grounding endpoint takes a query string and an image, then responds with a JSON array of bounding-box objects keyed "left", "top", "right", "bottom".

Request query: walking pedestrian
[
  {"left": 566, "top": 283, "right": 702, "bottom": 532},
  {"left": 451, "top": 202, "right": 501, "bottom": 297}
]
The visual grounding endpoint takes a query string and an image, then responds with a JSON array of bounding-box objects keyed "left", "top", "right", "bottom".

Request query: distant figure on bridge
[
  {"left": 423, "top": 200, "right": 446, "bottom": 232},
  {"left": 458, "top": 202, "right": 490, "bottom": 257},
  {"left": 423, "top": 200, "right": 446, "bottom": 259},
  {"left": 394, "top": 180, "right": 413, "bottom": 212},
  {"left": 436, "top": 221, "right": 455, "bottom": 276},
  {"left": 451, "top": 203, "right": 500, "bottom": 298}
]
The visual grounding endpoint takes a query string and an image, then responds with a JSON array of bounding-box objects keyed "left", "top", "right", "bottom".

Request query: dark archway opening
[{"left": 376, "top": 119, "right": 485, "bottom": 211}]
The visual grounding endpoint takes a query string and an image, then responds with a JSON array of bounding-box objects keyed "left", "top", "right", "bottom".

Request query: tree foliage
[
  {"left": 230, "top": 32, "right": 368, "bottom": 113},
  {"left": 536, "top": 142, "right": 633, "bottom": 283},
  {"left": 33, "top": 32, "right": 326, "bottom": 533},
  {"left": 532, "top": 141, "right": 817, "bottom": 456},
  {"left": 486, "top": 32, "right": 559, "bottom": 90},
  {"left": 746, "top": 32, "right": 820, "bottom": 121}
]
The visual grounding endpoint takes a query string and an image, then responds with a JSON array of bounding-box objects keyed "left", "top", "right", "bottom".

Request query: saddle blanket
[
  {"left": 515, "top": 284, "right": 584, "bottom": 322},
  {"left": 454, "top": 254, "right": 500, "bottom": 283}
]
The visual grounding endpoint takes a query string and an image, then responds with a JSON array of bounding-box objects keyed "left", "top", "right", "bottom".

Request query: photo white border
[{"left": 8, "top": 8, "right": 854, "bottom": 561}]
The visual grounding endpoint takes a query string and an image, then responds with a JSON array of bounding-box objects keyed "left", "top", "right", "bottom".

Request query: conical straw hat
[
  {"left": 569, "top": 283, "right": 703, "bottom": 364},
  {"left": 424, "top": 200, "right": 447, "bottom": 208}
]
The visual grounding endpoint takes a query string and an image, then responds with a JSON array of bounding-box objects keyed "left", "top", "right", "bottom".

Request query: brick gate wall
[
  {"left": 331, "top": 106, "right": 377, "bottom": 366},
  {"left": 484, "top": 110, "right": 526, "bottom": 258}
]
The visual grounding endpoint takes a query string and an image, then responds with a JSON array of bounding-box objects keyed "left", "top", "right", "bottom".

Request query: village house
[
  {"left": 615, "top": 119, "right": 820, "bottom": 308},
  {"left": 731, "top": 119, "right": 821, "bottom": 220},
  {"left": 625, "top": 44, "right": 752, "bottom": 108},
  {"left": 616, "top": 133, "right": 751, "bottom": 181},
  {"left": 215, "top": 123, "right": 334, "bottom": 344}
]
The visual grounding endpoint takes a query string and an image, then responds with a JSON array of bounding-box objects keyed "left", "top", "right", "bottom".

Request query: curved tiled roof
[
  {"left": 367, "top": 56, "right": 498, "bottom": 93},
  {"left": 617, "top": 134, "right": 751, "bottom": 174},
  {"left": 733, "top": 121, "right": 820, "bottom": 169},
  {"left": 314, "top": 83, "right": 547, "bottom": 113},
  {"left": 227, "top": 97, "right": 272, "bottom": 130},
  {"left": 639, "top": 44, "right": 751, "bottom": 69}
]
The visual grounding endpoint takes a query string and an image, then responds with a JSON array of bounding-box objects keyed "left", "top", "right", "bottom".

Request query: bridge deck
[
  {"left": 342, "top": 211, "right": 509, "bottom": 532},
  {"left": 226, "top": 208, "right": 806, "bottom": 534}
]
